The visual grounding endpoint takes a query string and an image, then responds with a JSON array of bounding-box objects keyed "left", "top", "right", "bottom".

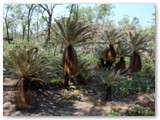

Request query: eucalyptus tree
[
  {"left": 118, "top": 15, "right": 132, "bottom": 31},
  {"left": 26, "top": 4, "right": 37, "bottom": 42},
  {"left": 39, "top": 4, "right": 61, "bottom": 42},
  {"left": 94, "top": 4, "right": 114, "bottom": 29},
  {"left": 3, "top": 4, "right": 17, "bottom": 43},
  {"left": 13, "top": 4, "right": 28, "bottom": 40},
  {"left": 131, "top": 17, "right": 140, "bottom": 30}
]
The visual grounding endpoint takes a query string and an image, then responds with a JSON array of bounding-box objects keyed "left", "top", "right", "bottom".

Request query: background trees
[
  {"left": 3, "top": 4, "right": 155, "bottom": 44},
  {"left": 3, "top": 4, "right": 17, "bottom": 43},
  {"left": 39, "top": 4, "right": 61, "bottom": 42}
]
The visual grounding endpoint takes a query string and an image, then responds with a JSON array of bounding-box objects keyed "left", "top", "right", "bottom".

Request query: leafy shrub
[
  {"left": 125, "top": 104, "right": 155, "bottom": 116},
  {"left": 109, "top": 104, "right": 155, "bottom": 116},
  {"left": 109, "top": 108, "right": 123, "bottom": 116}
]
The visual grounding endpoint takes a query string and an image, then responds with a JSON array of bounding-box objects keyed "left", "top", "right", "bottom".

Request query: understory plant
[
  {"left": 53, "top": 17, "right": 92, "bottom": 88},
  {"left": 4, "top": 45, "right": 50, "bottom": 108},
  {"left": 115, "top": 43, "right": 130, "bottom": 71},
  {"left": 97, "top": 68, "right": 122, "bottom": 101},
  {"left": 127, "top": 31, "right": 150, "bottom": 72},
  {"left": 101, "top": 29, "right": 124, "bottom": 68}
]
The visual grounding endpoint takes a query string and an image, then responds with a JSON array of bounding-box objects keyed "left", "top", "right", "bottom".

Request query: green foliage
[
  {"left": 4, "top": 45, "right": 50, "bottom": 80},
  {"left": 46, "top": 52, "right": 63, "bottom": 78},
  {"left": 116, "top": 71, "right": 154, "bottom": 96},
  {"left": 126, "top": 104, "right": 155, "bottom": 116},
  {"left": 118, "top": 15, "right": 131, "bottom": 29},
  {"left": 131, "top": 17, "right": 140, "bottom": 27},
  {"left": 97, "top": 69, "right": 122, "bottom": 86},
  {"left": 109, "top": 108, "right": 123, "bottom": 116},
  {"left": 101, "top": 29, "right": 124, "bottom": 45},
  {"left": 116, "top": 55, "right": 155, "bottom": 96},
  {"left": 142, "top": 56, "right": 155, "bottom": 79},
  {"left": 79, "top": 53, "right": 97, "bottom": 65},
  {"left": 109, "top": 104, "right": 155, "bottom": 116},
  {"left": 144, "top": 26, "right": 155, "bottom": 39},
  {"left": 77, "top": 58, "right": 91, "bottom": 81},
  {"left": 116, "top": 43, "right": 131, "bottom": 58},
  {"left": 53, "top": 17, "right": 92, "bottom": 46},
  {"left": 126, "top": 31, "right": 150, "bottom": 54}
]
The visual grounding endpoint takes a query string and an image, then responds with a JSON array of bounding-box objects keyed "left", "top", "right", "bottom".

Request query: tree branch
[
  {"left": 39, "top": 4, "right": 50, "bottom": 14},
  {"left": 42, "top": 15, "right": 49, "bottom": 23}
]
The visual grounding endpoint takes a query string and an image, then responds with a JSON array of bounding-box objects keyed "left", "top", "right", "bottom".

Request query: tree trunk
[
  {"left": 63, "top": 45, "right": 78, "bottom": 76},
  {"left": 11, "top": 27, "right": 14, "bottom": 38},
  {"left": 106, "top": 86, "right": 112, "bottom": 101},
  {"left": 53, "top": 45, "right": 57, "bottom": 56},
  {"left": 129, "top": 51, "right": 142, "bottom": 72},
  {"left": 14, "top": 28, "right": 17, "bottom": 39},
  {"left": 27, "top": 20, "right": 30, "bottom": 42},
  {"left": 60, "top": 43, "right": 64, "bottom": 53},
  {"left": 37, "top": 21, "right": 39, "bottom": 40},
  {"left": 22, "top": 25, "right": 26, "bottom": 40},
  {"left": 5, "top": 20, "right": 10, "bottom": 44},
  {"left": 64, "top": 72, "right": 69, "bottom": 88},
  {"left": 115, "top": 57, "right": 126, "bottom": 71},
  {"left": 16, "top": 78, "right": 33, "bottom": 108},
  {"left": 47, "top": 15, "right": 52, "bottom": 42},
  {"left": 108, "top": 44, "right": 116, "bottom": 63}
]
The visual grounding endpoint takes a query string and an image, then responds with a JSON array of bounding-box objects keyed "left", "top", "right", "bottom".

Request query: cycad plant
[
  {"left": 54, "top": 17, "right": 91, "bottom": 88},
  {"left": 76, "top": 59, "right": 91, "bottom": 84},
  {"left": 101, "top": 29, "right": 124, "bottom": 67},
  {"left": 115, "top": 43, "right": 130, "bottom": 71},
  {"left": 96, "top": 48, "right": 106, "bottom": 69},
  {"left": 4, "top": 45, "right": 50, "bottom": 108},
  {"left": 127, "top": 32, "right": 150, "bottom": 72},
  {"left": 97, "top": 69, "right": 122, "bottom": 101}
]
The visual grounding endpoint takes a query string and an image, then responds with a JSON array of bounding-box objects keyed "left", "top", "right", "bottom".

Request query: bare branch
[
  {"left": 39, "top": 4, "right": 50, "bottom": 14},
  {"left": 8, "top": 19, "right": 18, "bottom": 24}
]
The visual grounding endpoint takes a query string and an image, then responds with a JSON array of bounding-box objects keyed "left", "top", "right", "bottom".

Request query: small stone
[
  {"left": 3, "top": 110, "right": 11, "bottom": 116},
  {"left": 11, "top": 111, "right": 21, "bottom": 116},
  {"left": 43, "top": 98, "right": 46, "bottom": 101},
  {"left": 41, "top": 104, "right": 44, "bottom": 107},
  {"left": 3, "top": 102, "right": 12, "bottom": 109},
  {"left": 10, "top": 104, "right": 16, "bottom": 111},
  {"left": 48, "top": 109, "right": 53, "bottom": 113},
  {"left": 49, "top": 102, "right": 53, "bottom": 105},
  {"left": 52, "top": 106, "right": 56, "bottom": 109}
]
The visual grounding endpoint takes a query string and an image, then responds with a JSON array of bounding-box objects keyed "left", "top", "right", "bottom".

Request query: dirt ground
[{"left": 3, "top": 74, "right": 155, "bottom": 116}]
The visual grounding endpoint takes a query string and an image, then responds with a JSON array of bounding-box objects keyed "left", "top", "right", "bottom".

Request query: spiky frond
[
  {"left": 116, "top": 43, "right": 131, "bottom": 58},
  {"left": 126, "top": 31, "right": 150, "bottom": 54},
  {"left": 53, "top": 17, "right": 92, "bottom": 46},
  {"left": 97, "top": 69, "right": 122, "bottom": 86},
  {"left": 4, "top": 45, "right": 50, "bottom": 79},
  {"left": 101, "top": 29, "right": 124, "bottom": 45},
  {"left": 77, "top": 59, "right": 91, "bottom": 80}
]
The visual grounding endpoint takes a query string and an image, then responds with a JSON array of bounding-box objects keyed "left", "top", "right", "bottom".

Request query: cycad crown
[{"left": 54, "top": 17, "right": 92, "bottom": 46}]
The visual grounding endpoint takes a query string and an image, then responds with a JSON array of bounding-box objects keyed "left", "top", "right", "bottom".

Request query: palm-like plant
[
  {"left": 97, "top": 69, "right": 122, "bottom": 101},
  {"left": 101, "top": 29, "right": 124, "bottom": 65},
  {"left": 4, "top": 45, "right": 50, "bottom": 108},
  {"left": 54, "top": 17, "right": 92, "bottom": 88},
  {"left": 76, "top": 59, "right": 91, "bottom": 84},
  {"left": 95, "top": 48, "right": 107, "bottom": 69},
  {"left": 127, "top": 31, "right": 150, "bottom": 72},
  {"left": 115, "top": 43, "right": 130, "bottom": 71}
]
